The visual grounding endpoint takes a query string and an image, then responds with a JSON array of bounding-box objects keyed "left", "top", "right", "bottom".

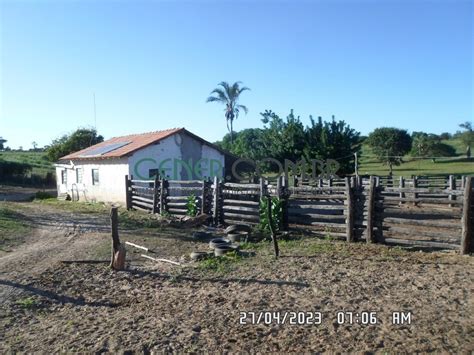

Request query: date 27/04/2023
[{"left": 239, "top": 311, "right": 412, "bottom": 326}]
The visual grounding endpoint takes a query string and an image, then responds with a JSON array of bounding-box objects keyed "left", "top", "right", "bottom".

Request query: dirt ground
[{"left": 0, "top": 201, "right": 473, "bottom": 353}]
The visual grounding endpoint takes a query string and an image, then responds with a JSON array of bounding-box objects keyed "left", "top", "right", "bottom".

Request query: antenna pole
[{"left": 93, "top": 92, "right": 97, "bottom": 131}]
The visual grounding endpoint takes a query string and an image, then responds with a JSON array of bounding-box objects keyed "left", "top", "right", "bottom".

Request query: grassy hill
[
  {"left": 358, "top": 138, "right": 474, "bottom": 177},
  {"left": 0, "top": 138, "right": 472, "bottom": 184},
  {"left": 0, "top": 151, "right": 54, "bottom": 178}
]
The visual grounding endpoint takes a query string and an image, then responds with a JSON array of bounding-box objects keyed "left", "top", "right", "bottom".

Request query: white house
[{"left": 55, "top": 128, "right": 230, "bottom": 204}]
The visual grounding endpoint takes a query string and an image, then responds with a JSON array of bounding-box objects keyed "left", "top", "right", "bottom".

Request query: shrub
[
  {"left": 35, "top": 191, "right": 54, "bottom": 200},
  {"left": 259, "top": 197, "right": 283, "bottom": 234},
  {"left": 186, "top": 194, "right": 198, "bottom": 216}
]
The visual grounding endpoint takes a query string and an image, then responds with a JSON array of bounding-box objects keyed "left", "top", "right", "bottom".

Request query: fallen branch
[
  {"left": 125, "top": 241, "right": 150, "bottom": 253},
  {"left": 141, "top": 254, "right": 182, "bottom": 266}
]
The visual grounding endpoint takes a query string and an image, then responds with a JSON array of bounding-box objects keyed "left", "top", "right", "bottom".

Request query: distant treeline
[
  {"left": 215, "top": 110, "right": 472, "bottom": 176},
  {"left": 0, "top": 160, "right": 55, "bottom": 186}
]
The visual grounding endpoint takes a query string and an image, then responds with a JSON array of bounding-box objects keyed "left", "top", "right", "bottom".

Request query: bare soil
[{"left": 0, "top": 201, "right": 473, "bottom": 353}]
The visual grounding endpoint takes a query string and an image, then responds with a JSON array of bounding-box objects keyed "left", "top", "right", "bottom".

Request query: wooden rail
[{"left": 125, "top": 174, "right": 473, "bottom": 253}]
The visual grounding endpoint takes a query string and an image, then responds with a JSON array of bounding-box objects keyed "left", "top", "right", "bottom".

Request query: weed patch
[
  {"left": 0, "top": 206, "right": 31, "bottom": 250},
  {"left": 198, "top": 251, "right": 245, "bottom": 274},
  {"left": 16, "top": 297, "right": 37, "bottom": 309}
]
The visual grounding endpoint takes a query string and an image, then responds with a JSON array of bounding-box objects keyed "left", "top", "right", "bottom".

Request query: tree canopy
[
  {"left": 206, "top": 81, "right": 250, "bottom": 144},
  {"left": 0, "top": 137, "right": 7, "bottom": 150},
  {"left": 216, "top": 110, "right": 360, "bottom": 176},
  {"left": 410, "top": 132, "right": 456, "bottom": 159},
  {"left": 459, "top": 121, "right": 473, "bottom": 158},
  {"left": 46, "top": 128, "right": 104, "bottom": 162},
  {"left": 366, "top": 127, "right": 412, "bottom": 175}
]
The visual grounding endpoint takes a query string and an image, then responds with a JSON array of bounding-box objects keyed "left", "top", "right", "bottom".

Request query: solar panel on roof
[{"left": 79, "top": 141, "right": 131, "bottom": 157}]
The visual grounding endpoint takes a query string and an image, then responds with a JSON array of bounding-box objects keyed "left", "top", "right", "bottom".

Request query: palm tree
[
  {"left": 206, "top": 81, "right": 250, "bottom": 144},
  {"left": 459, "top": 121, "right": 473, "bottom": 158}
]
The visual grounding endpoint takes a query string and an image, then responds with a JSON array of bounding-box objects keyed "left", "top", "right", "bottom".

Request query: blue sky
[{"left": 0, "top": 0, "right": 472, "bottom": 149}]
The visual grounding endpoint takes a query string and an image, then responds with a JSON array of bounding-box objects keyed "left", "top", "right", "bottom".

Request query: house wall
[
  {"left": 127, "top": 135, "right": 181, "bottom": 180},
  {"left": 128, "top": 132, "right": 225, "bottom": 180},
  {"left": 55, "top": 158, "right": 129, "bottom": 204},
  {"left": 56, "top": 131, "right": 226, "bottom": 205}
]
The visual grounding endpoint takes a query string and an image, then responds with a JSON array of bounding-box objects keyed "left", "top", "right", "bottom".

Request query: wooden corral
[{"left": 125, "top": 174, "right": 473, "bottom": 253}]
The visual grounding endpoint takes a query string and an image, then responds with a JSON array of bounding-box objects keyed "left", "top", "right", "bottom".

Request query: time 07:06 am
[{"left": 336, "top": 312, "right": 379, "bottom": 325}]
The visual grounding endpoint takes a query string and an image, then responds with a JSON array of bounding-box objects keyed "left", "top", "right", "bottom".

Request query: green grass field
[
  {"left": 359, "top": 138, "right": 474, "bottom": 177},
  {"left": 0, "top": 151, "right": 54, "bottom": 177},
  {"left": 0, "top": 205, "right": 32, "bottom": 251}
]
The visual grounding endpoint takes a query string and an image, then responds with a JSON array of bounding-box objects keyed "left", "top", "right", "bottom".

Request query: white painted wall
[
  {"left": 127, "top": 135, "right": 181, "bottom": 180},
  {"left": 55, "top": 159, "right": 128, "bottom": 203},
  {"left": 128, "top": 132, "right": 225, "bottom": 180}
]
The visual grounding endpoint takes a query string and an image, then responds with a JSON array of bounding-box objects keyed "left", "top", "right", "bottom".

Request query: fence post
[
  {"left": 152, "top": 175, "right": 159, "bottom": 214},
  {"left": 125, "top": 175, "right": 131, "bottom": 210},
  {"left": 276, "top": 176, "right": 283, "bottom": 230},
  {"left": 201, "top": 179, "right": 207, "bottom": 214},
  {"left": 110, "top": 206, "right": 126, "bottom": 270},
  {"left": 159, "top": 178, "right": 166, "bottom": 214},
  {"left": 399, "top": 176, "right": 405, "bottom": 205},
  {"left": 213, "top": 176, "right": 220, "bottom": 225},
  {"left": 350, "top": 176, "right": 356, "bottom": 188},
  {"left": 366, "top": 176, "right": 376, "bottom": 243},
  {"left": 461, "top": 176, "right": 472, "bottom": 255},
  {"left": 281, "top": 176, "right": 289, "bottom": 230},
  {"left": 413, "top": 176, "right": 418, "bottom": 206},
  {"left": 345, "top": 177, "right": 355, "bottom": 242},
  {"left": 259, "top": 177, "right": 265, "bottom": 200},
  {"left": 449, "top": 175, "right": 456, "bottom": 208}
]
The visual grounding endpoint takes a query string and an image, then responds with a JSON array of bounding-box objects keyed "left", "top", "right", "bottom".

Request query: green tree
[
  {"left": 366, "top": 128, "right": 412, "bottom": 175},
  {"left": 216, "top": 128, "right": 267, "bottom": 161},
  {"left": 459, "top": 121, "right": 473, "bottom": 158},
  {"left": 206, "top": 81, "right": 250, "bottom": 144},
  {"left": 0, "top": 137, "right": 6, "bottom": 150},
  {"left": 303, "top": 115, "right": 360, "bottom": 175},
  {"left": 216, "top": 110, "right": 360, "bottom": 176},
  {"left": 410, "top": 133, "right": 455, "bottom": 162},
  {"left": 260, "top": 109, "right": 307, "bottom": 164},
  {"left": 46, "top": 128, "right": 104, "bottom": 162}
]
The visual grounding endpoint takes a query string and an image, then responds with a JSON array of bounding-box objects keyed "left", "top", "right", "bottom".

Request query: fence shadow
[
  {"left": 0, "top": 279, "right": 118, "bottom": 308},
  {"left": 126, "top": 268, "right": 309, "bottom": 288}
]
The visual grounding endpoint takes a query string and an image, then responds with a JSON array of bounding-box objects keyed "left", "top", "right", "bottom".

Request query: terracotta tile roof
[{"left": 59, "top": 128, "right": 184, "bottom": 161}]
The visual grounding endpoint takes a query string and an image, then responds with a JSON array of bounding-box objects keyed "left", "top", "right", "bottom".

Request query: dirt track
[{"left": 0, "top": 202, "right": 473, "bottom": 353}]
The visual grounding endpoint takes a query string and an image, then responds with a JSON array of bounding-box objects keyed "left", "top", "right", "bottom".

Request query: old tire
[
  {"left": 229, "top": 243, "right": 240, "bottom": 251},
  {"left": 227, "top": 233, "right": 240, "bottom": 243},
  {"left": 224, "top": 224, "right": 251, "bottom": 234},
  {"left": 228, "top": 231, "right": 249, "bottom": 243},
  {"left": 209, "top": 238, "right": 231, "bottom": 250},
  {"left": 214, "top": 245, "right": 234, "bottom": 257},
  {"left": 190, "top": 251, "right": 209, "bottom": 261},
  {"left": 192, "top": 231, "right": 211, "bottom": 240}
]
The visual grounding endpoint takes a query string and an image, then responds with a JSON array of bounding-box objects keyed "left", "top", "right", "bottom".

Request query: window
[
  {"left": 76, "top": 168, "right": 83, "bottom": 183},
  {"left": 149, "top": 169, "right": 159, "bottom": 179},
  {"left": 92, "top": 169, "right": 99, "bottom": 185},
  {"left": 61, "top": 170, "right": 67, "bottom": 184}
]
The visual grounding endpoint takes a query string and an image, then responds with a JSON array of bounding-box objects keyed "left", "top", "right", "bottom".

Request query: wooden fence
[{"left": 125, "top": 174, "right": 473, "bottom": 254}]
